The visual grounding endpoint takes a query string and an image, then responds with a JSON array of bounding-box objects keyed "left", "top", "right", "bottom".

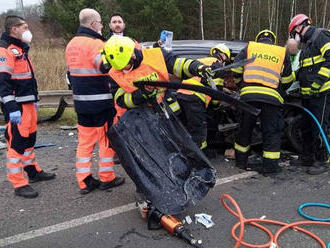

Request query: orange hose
[{"left": 220, "top": 193, "right": 330, "bottom": 248}]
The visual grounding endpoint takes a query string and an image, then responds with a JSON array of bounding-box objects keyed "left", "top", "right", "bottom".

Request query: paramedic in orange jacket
[
  {"left": 0, "top": 16, "right": 56, "bottom": 198},
  {"left": 65, "top": 9, "right": 124, "bottom": 195}
]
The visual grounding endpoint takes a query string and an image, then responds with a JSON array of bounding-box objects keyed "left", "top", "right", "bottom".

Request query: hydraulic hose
[
  {"left": 298, "top": 202, "right": 330, "bottom": 222},
  {"left": 284, "top": 103, "right": 330, "bottom": 156},
  {"left": 221, "top": 194, "right": 330, "bottom": 248},
  {"left": 302, "top": 107, "right": 330, "bottom": 156}
]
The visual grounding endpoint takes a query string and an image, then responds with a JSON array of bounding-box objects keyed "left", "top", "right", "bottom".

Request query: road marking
[{"left": 0, "top": 171, "right": 257, "bottom": 247}]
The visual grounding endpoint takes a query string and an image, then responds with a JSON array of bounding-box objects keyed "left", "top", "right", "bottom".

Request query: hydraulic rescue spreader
[{"left": 138, "top": 201, "right": 203, "bottom": 248}]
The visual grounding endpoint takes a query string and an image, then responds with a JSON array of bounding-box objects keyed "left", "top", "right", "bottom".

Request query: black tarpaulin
[{"left": 108, "top": 107, "right": 216, "bottom": 215}]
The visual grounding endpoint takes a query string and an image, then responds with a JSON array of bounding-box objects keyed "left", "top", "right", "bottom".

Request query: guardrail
[
  {"left": 0, "top": 90, "right": 74, "bottom": 123},
  {"left": 39, "top": 90, "right": 73, "bottom": 108}
]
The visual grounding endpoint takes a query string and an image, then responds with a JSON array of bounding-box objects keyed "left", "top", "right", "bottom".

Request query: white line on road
[{"left": 0, "top": 171, "right": 257, "bottom": 247}]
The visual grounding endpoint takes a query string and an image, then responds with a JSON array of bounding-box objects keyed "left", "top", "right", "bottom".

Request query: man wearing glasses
[
  {"left": 0, "top": 16, "right": 56, "bottom": 198},
  {"left": 65, "top": 8, "right": 125, "bottom": 195}
]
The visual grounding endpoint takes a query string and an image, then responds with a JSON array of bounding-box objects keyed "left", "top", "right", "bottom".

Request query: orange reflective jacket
[
  {"left": 65, "top": 27, "right": 113, "bottom": 114},
  {"left": 110, "top": 48, "right": 169, "bottom": 102},
  {"left": 178, "top": 57, "right": 218, "bottom": 107},
  {"left": 244, "top": 41, "right": 286, "bottom": 89},
  {"left": 0, "top": 33, "right": 38, "bottom": 113}
]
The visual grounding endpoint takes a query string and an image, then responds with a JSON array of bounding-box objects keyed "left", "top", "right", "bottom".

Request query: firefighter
[
  {"left": 0, "top": 16, "right": 56, "bottom": 198},
  {"left": 102, "top": 35, "right": 214, "bottom": 112},
  {"left": 102, "top": 34, "right": 213, "bottom": 204},
  {"left": 65, "top": 8, "right": 125, "bottom": 195},
  {"left": 288, "top": 14, "right": 330, "bottom": 175},
  {"left": 177, "top": 43, "right": 231, "bottom": 151},
  {"left": 232, "top": 29, "right": 294, "bottom": 175}
]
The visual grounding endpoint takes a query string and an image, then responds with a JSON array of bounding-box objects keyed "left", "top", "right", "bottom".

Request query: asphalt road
[{"left": 0, "top": 125, "right": 329, "bottom": 248}]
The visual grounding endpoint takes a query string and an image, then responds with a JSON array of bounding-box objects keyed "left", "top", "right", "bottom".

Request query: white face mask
[
  {"left": 294, "top": 33, "right": 301, "bottom": 43},
  {"left": 21, "top": 30, "right": 33, "bottom": 43}
]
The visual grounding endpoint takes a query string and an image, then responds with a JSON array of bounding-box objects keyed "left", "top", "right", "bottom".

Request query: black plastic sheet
[{"left": 108, "top": 107, "right": 216, "bottom": 215}]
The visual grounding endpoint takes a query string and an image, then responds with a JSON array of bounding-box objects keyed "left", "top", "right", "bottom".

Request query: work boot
[
  {"left": 289, "top": 157, "right": 313, "bottom": 167},
  {"left": 80, "top": 175, "right": 100, "bottom": 195},
  {"left": 29, "top": 171, "right": 56, "bottom": 183},
  {"left": 24, "top": 165, "right": 56, "bottom": 183},
  {"left": 15, "top": 185, "right": 38, "bottom": 198},
  {"left": 246, "top": 155, "right": 263, "bottom": 172},
  {"left": 113, "top": 153, "right": 121, "bottom": 164},
  {"left": 263, "top": 163, "right": 283, "bottom": 176},
  {"left": 98, "top": 177, "right": 125, "bottom": 190},
  {"left": 307, "top": 162, "right": 329, "bottom": 175}
]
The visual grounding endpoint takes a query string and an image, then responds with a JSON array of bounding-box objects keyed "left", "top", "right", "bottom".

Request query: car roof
[{"left": 140, "top": 40, "right": 248, "bottom": 59}]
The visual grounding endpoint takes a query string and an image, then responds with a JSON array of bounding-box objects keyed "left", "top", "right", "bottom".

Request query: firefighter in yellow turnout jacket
[
  {"left": 232, "top": 30, "right": 294, "bottom": 175},
  {"left": 177, "top": 44, "right": 231, "bottom": 150},
  {"left": 102, "top": 36, "right": 214, "bottom": 112}
]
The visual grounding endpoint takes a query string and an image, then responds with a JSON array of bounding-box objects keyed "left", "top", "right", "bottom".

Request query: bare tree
[
  {"left": 322, "top": 0, "right": 328, "bottom": 27},
  {"left": 231, "top": 0, "right": 235, "bottom": 39},
  {"left": 224, "top": 0, "right": 227, "bottom": 40},
  {"left": 314, "top": 0, "right": 318, "bottom": 26},
  {"left": 200, "top": 0, "right": 204, "bottom": 40},
  {"left": 290, "top": 0, "right": 295, "bottom": 20},
  {"left": 239, "top": 0, "right": 245, "bottom": 40},
  {"left": 308, "top": 1, "right": 312, "bottom": 17},
  {"left": 275, "top": 0, "right": 279, "bottom": 35},
  {"left": 243, "top": 0, "right": 251, "bottom": 40},
  {"left": 258, "top": 0, "right": 261, "bottom": 31}
]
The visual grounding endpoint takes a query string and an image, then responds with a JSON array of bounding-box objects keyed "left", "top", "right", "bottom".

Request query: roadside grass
[
  {"left": 30, "top": 43, "right": 67, "bottom": 91},
  {"left": 38, "top": 108, "right": 77, "bottom": 126}
]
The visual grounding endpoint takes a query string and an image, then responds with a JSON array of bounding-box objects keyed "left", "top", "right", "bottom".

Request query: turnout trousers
[
  {"left": 177, "top": 95, "right": 207, "bottom": 150},
  {"left": 234, "top": 102, "right": 283, "bottom": 170},
  {"left": 76, "top": 112, "right": 116, "bottom": 189},
  {"left": 300, "top": 94, "right": 330, "bottom": 162},
  {"left": 5, "top": 103, "right": 42, "bottom": 188}
]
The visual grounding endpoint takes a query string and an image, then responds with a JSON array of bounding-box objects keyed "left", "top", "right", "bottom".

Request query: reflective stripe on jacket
[
  {"left": 0, "top": 32, "right": 38, "bottom": 113},
  {"left": 296, "top": 27, "right": 330, "bottom": 95},
  {"left": 244, "top": 41, "right": 286, "bottom": 89},
  {"left": 178, "top": 57, "right": 222, "bottom": 107},
  {"left": 65, "top": 27, "right": 113, "bottom": 114},
  {"left": 110, "top": 48, "right": 169, "bottom": 105}
]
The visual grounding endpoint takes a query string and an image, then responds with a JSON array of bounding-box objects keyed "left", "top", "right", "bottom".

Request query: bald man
[
  {"left": 286, "top": 38, "right": 301, "bottom": 94},
  {"left": 65, "top": 8, "right": 125, "bottom": 194}
]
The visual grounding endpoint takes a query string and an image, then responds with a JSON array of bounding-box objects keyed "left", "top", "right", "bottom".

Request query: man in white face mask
[{"left": 0, "top": 16, "right": 56, "bottom": 198}]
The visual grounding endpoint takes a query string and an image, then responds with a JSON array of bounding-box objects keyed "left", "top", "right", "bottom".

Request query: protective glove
[
  {"left": 141, "top": 87, "right": 158, "bottom": 99},
  {"left": 9, "top": 111, "right": 21, "bottom": 124},
  {"left": 197, "top": 65, "right": 214, "bottom": 78},
  {"left": 310, "top": 82, "right": 321, "bottom": 97},
  {"left": 100, "top": 49, "right": 111, "bottom": 70}
]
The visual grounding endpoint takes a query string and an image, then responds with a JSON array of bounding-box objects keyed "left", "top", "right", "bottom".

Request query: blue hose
[
  {"left": 303, "top": 107, "right": 330, "bottom": 156},
  {"left": 298, "top": 202, "right": 330, "bottom": 222}
]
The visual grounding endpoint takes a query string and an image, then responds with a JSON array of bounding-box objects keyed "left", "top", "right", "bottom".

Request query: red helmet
[{"left": 288, "top": 14, "right": 312, "bottom": 34}]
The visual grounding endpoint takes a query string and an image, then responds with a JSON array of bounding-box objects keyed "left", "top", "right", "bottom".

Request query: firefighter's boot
[
  {"left": 289, "top": 156, "right": 313, "bottom": 167},
  {"left": 15, "top": 185, "right": 38, "bottom": 198},
  {"left": 307, "top": 161, "right": 329, "bottom": 175}
]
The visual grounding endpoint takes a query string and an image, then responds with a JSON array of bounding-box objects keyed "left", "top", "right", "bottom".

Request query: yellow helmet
[
  {"left": 255, "top": 29, "right": 277, "bottom": 44},
  {"left": 210, "top": 43, "right": 231, "bottom": 60},
  {"left": 103, "top": 35, "right": 135, "bottom": 70}
]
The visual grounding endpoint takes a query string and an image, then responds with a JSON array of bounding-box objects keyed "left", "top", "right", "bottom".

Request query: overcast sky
[{"left": 0, "top": 0, "right": 42, "bottom": 14}]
